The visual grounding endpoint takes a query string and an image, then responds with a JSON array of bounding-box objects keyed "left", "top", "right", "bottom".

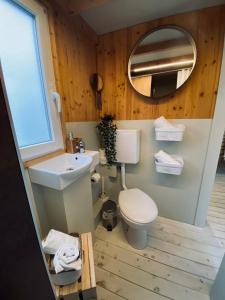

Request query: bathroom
[{"left": 1, "top": 0, "right": 225, "bottom": 299}]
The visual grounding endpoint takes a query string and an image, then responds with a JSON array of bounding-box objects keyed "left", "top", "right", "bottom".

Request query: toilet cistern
[{"left": 116, "top": 129, "right": 140, "bottom": 190}]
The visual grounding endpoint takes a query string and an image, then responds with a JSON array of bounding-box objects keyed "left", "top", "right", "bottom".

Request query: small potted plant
[{"left": 97, "top": 114, "right": 117, "bottom": 165}]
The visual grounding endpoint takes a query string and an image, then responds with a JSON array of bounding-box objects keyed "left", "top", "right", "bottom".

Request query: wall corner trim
[{"left": 194, "top": 34, "right": 225, "bottom": 227}]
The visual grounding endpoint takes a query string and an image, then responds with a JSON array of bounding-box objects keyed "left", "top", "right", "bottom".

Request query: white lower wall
[
  {"left": 66, "top": 119, "right": 212, "bottom": 225},
  {"left": 31, "top": 182, "right": 50, "bottom": 238},
  {"left": 23, "top": 170, "right": 48, "bottom": 236},
  {"left": 66, "top": 121, "right": 100, "bottom": 151}
]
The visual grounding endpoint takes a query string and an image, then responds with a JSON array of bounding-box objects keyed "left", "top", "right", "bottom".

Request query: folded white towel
[
  {"left": 53, "top": 244, "right": 82, "bottom": 274},
  {"left": 57, "top": 243, "right": 79, "bottom": 264},
  {"left": 42, "top": 229, "right": 79, "bottom": 255},
  {"left": 154, "top": 116, "right": 175, "bottom": 129},
  {"left": 154, "top": 150, "right": 181, "bottom": 166}
]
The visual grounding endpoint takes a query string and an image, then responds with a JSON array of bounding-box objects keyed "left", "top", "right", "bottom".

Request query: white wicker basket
[
  {"left": 155, "top": 156, "right": 184, "bottom": 175},
  {"left": 155, "top": 124, "right": 185, "bottom": 141}
]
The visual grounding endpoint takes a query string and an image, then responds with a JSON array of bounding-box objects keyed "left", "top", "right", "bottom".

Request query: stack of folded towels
[
  {"left": 154, "top": 116, "right": 176, "bottom": 129},
  {"left": 154, "top": 150, "right": 181, "bottom": 167},
  {"left": 42, "top": 229, "right": 82, "bottom": 274},
  {"left": 153, "top": 116, "right": 183, "bottom": 167}
]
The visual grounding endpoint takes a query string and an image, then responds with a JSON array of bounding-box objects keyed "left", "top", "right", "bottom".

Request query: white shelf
[
  {"left": 155, "top": 155, "right": 184, "bottom": 175},
  {"left": 155, "top": 124, "right": 185, "bottom": 141}
]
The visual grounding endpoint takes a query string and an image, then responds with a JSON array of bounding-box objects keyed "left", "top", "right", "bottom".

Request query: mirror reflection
[{"left": 128, "top": 26, "right": 197, "bottom": 98}]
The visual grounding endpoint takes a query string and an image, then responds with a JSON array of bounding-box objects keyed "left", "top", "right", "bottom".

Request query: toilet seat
[{"left": 119, "top": 188, "right": 158, "bottom": 224}]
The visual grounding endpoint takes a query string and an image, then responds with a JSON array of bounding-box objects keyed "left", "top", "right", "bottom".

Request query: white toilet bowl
[{"left": 119, "top": 188, "right": 158, "bottom": 249}]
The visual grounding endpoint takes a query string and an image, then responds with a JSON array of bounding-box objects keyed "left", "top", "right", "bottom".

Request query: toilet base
[{"left": 123, "top": 221, "right": 149, "bottom": 249}]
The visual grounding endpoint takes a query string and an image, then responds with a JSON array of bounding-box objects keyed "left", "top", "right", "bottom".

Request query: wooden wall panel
[
  {"left": 43, "top": 0, "right": 99, "bottom": 122},
  {"left": 97, "top": 6, "right": 225, "bottom": 120}
]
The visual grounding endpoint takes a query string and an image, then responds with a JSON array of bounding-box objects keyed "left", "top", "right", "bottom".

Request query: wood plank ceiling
[{"left": 54, "top": 0, "right": 110, "bottom": 15}]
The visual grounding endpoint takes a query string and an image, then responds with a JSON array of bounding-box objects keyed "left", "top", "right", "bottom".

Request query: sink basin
[
  {"left": 28, "top": 153, "right": 93, "bottom": 190},
  {"left": 84, "top": 150, "right": 100, "bottom": 172}
]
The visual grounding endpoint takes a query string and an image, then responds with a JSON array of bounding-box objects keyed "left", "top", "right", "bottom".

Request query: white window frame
[{"left": 4, "top": 0, "right": 64, "bottom": 161}]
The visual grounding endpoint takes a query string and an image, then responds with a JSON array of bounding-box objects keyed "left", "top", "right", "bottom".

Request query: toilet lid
[{"left": 119, "top": 188, "right": 158, "bottom": 224}]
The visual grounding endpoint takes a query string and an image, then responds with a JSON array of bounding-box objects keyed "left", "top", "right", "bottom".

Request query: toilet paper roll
[{"left": 91, "top": 172, "right": 101, "bottom": 183}]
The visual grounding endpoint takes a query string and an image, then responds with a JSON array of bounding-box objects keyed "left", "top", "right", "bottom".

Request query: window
[{"left": 0, "top": 0, "right": 63, "bottom": 161}]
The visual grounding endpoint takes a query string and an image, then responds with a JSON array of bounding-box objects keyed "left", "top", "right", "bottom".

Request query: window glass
[{"left": 0, "top": 0, "right": 52, "bottom": 147}]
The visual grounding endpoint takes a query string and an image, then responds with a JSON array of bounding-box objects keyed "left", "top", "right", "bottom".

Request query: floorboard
[
  {"left": 95, "top": 225, "right": 217, "bottom": 280},
  {"left": 94, "top": 217, "right": 222, "bottom": 299},
  {"left": 93, "top": 174, "right": 225, "bottom": 299},
  {"left": 208, "top": 175, "right": 225, "bottom": 247},
  {"left": 97, "top": 285, "right": 126, "bottom": 300}
]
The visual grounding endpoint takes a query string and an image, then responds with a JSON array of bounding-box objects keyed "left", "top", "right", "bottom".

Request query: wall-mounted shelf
[
  {"left": 155, "top": 124, "right": 185, "bottom": 141},
  {"left": 155, "top": 155, "right": 184, "bottom": 175}
]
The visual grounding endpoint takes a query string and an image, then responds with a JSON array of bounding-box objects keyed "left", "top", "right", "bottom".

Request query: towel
[
  {"left": 53, "top": 244, "right": 82, "bottom": 274},
  {"left": 154, "top": 150, "right": 181, "bottom": 166},
  {"left": 42, "top": 229, "right": 79, "bottom": 255},
  {"left": 154, "top": 116, "right": 175, "bottom": 129}
]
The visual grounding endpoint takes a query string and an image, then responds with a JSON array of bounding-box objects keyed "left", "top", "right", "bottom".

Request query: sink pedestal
[{"left": 39, "top": 172, "right": 94, "bottom": 235}]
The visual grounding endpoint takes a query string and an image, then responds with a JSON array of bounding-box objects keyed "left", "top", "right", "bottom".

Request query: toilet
[{"left": 116, "top": 129, "right": 158, "bottom": 249}]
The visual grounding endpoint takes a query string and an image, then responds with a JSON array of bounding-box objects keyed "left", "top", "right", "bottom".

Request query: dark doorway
[
  {"left": 217, "top": 131, "right": 225, "bottom": 174},
  {"left": 151, "top": 71, "right": 177, "bottom": 98}
]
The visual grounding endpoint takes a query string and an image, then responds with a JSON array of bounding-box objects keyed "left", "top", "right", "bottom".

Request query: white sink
[
  {"left": 29, "top": 152, "right": 94, "bottom": 190},
  {"left": 84, "top": 150, "right": 100, "bottom": 172}
]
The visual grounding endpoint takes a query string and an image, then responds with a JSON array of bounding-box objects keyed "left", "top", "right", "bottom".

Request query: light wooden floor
[
  {"left": 94, "top": 219, "right": 224, "bottom": 299},
  {"left": 208, "top": 174, "right": 225, "bottom": 247},
  {"left": 94, "top": 175, "right": 225, "bottom": 300}
]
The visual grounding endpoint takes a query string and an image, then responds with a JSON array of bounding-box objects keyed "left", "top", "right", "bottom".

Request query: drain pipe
[
  {"left": 100, "top": 175, "right": 109, "bottom": 202},
  {"left": 121, "top": 163, "right": 128, "bottom": 190}
]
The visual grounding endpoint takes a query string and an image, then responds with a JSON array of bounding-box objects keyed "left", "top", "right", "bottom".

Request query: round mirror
[{"left": 128, "top": 26, "right": 197, "bottom": 99}]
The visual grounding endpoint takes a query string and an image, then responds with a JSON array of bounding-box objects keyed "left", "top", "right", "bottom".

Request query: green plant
[{"left": 97, "top": 114, "right": 117, "bottom": 165}]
